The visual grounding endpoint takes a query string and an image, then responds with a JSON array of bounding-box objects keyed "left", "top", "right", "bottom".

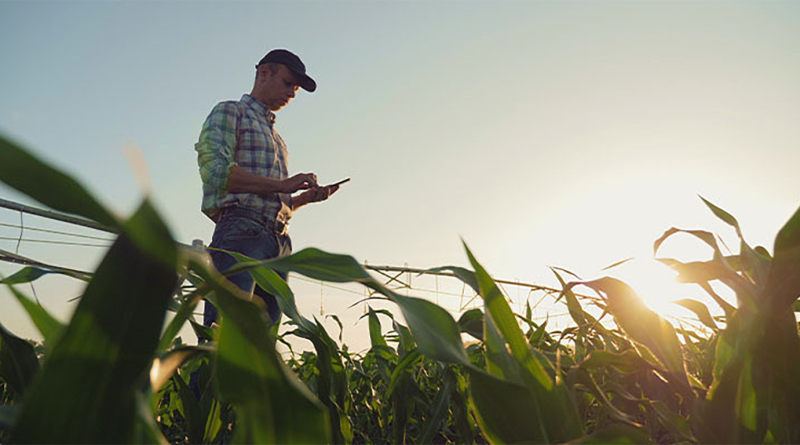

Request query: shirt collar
[{"left": 241, "top": 94, "right": 276, "bottom": 125}]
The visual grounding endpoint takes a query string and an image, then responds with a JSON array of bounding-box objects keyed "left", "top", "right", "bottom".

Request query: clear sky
[{"left": 2, "top": 1, "right": 800, "bottom": 351}]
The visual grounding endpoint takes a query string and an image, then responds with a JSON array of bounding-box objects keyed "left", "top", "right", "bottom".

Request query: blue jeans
[{"left": 203, "top": 209, "right": 292, "bottom": 327}]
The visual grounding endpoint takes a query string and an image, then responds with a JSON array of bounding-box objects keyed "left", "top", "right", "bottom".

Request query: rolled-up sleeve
[{"left": 195, "top": 102, "right": 239, "bottom": 197}]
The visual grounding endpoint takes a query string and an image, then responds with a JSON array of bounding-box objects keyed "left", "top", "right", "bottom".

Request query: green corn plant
[
  {"left": 4, "top": 130, "right": 800, "bottom": 444},
  {"left": 557, "top": 197, "right": 800, "bottom": 444},
  {"left": 654, "top": 197, "right": 800, "bottom": 443},
  {"left": 0, "top": 133, "right": 331, "bottom": 443}
]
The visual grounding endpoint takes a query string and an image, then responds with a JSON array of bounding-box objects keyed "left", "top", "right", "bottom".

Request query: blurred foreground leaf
[
  {"left": 191, "top": 261, "right": 332, "bottom": 444},
  {"left": 0, "top": 322, "right": 40, "bottom": 398},
  {"left": 11, "top": 200, "right": 177, "bottom": 443},
  {"left": 0, "top": 134, "right": 117, "bottom": 228}
]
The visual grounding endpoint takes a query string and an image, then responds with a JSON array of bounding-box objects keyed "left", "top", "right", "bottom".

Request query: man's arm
[
  {"left": 196, "top": 102, "right": 240, "bottom": 202},
  {"left": 196, "top": 102, "right": 318, "bottom": 201},
  {"left": 227, "top": 165, "right": 318, "bottom": 196}
]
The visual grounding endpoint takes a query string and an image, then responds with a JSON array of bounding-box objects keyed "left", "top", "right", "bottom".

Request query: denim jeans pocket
[{"left": 213, "top": 215, "right": 264, "bottom": 243}]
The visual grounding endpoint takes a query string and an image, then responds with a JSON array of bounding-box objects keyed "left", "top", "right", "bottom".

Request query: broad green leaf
[
  {"left": 158, "top": 287, "right": 205, "bottom": 351},
  {"left": 458, "top": 308, "right": 484, "bottom": 341},
  {"left": 265, "top": 247, "right": 372, "bottom": 283},
  {"left": 0, "top": 322, "right": 40, "bottom": 397},
  {"left": 11, "top": 200, "right": 177, "bottom": 443},
  {"left": 417, "top": 367, "right": 456, "bottom": 444},
  {"left": 393, "top": 295, "right": 470, "bottom": 365},
  {"left": 697, "top": 281, "right": 737, "bottom": 319},
  {"left": 192, "top": 263, "right": 331, "bottom": 444},
  {"left": 696, "top": 194, "right": 777, "bottom": 293},
  {"left": 657, "top": 257, "right": 722, "bottom": 282},
  {"left": 213, "top": 241, "right": 356, "bottom": 445},
  {"left": 189, "top": 319, "right": 215, "bottom": 343},
  {"left": 0, "top": 266, "right": 90, "bottom": 285},
  {"left": 150, "top": 345, "right": 213, "bottom": 392},
  {"left": 0, "top": 133, "right": 117, "bottom": 228},
  {"left": 307, "top": 319, "right": 353, "bottom": 445},
  {"left": 451, "top": 372, "right": 475, "bottom": 444},
  {"left": 739, "top": 240, "right": 772, "bottom": 293},
  {"left": 552, "top": 268, "right": 587, "bottom": 328},
  {"left": 483, "top": 310, "right": 522, "bottom": 382},
  {"left": 392, "top": 320, "right": 415, "bottom": 357},
  {"left": 530, "top": 318, "right": 549, "bottom": 346},
  {"left": 3, "top": 284, "right": 65, "bottom": 346},
  {"left": 173, "top": 365, "right": 213, "bottom": 445},
  {"left": 466, "top": 243, "right": 584, "bottom": 442},
  {"left": 465, "top": 244, "right": 552, "bottom": 389},
  {"left": 216, "top": 250, "right": 310, "bottom": 328},
  {"left": 763, "top": 204, "right": 800, "bottom": 309},
  {"left": 568, "top": 367, "right": 641, "bottom": 427},
  {"left": 650, "top": 400, "right": 695, "bottom": 442},
  {"left": 655, "top": 228, "right": 757, "bottom": 304},
  {"left": 227, "top": 247, "right": 471, "bottom": 366},
  {"left": 426, "top": 265, "right": 480, "bottom": 293},
  {"left": 702, "top": 354, "right": 761, "bottom": 443},
  {"left": 467, "top": 367, "right": 549, "bottom": 444},
  {"left": 673, "top": 298, "right": 718, "bottom": 330},
  {"left": 368, "top": 307, "right": 389, "bottom": 349},
  {"left": 221, "top": 250, "right": 354, "bottom": 443},
  {"left": 384, "top": 349, "right": 422, "bottom": 399},
  {"left": 326, "top": 313, "right": 344, "bottom": 343},
  {"left": 698, "top": 196, "right": 771, "bottom": 288},
  {"left": 654, "top": 227, "right": 720, "bottom": 257},
  {"left": 568, "top": 278, "right": 690, "bottom": 391},
  {"left": 700, "top": 195, "right": 740, "bottom": 231},
  {"left": 579, "top": 349, "right": 656, "bottom": 375}
]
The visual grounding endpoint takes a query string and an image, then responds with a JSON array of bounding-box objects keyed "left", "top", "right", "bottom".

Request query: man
[{"left": 195, "top": 49, "right": 338, "bottom": 327}]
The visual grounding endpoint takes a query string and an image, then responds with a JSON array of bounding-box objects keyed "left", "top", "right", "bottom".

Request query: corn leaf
[
  {"left": 200, "top": 264, "right": 331, "bottom": 444},
  {"left": 457, "top": 308, "right": 484, "bottom": 341},
  {"left": 11, "top": 200, "right": 177, "bottom": 443},
  {"left": 3, "top": 284, "right": 64, "bottom": 347},
  {"left": 568, "top": 278, "right": 690, "bottom": 392},
  {"left": 763, "top": 204, "right": 800, "bottom": 309},
  {"left": 0, "top": 266, "right": 90, "bottom": 285},
  {"left": 467, "top": 367, "right": 549, "bottom": 444},
  {"left": 0, "top": 134, "right": 117, "bottom": 229},
  {"left": 150, "top": 345, "right": 213, "bottom": 392},
  {"left": 0, "top": 322, "right": 40, "bottom": 398},
  {"left": 673, "top": 299, "right": 718, "bottom": 330},
  {"left": 466, "top": 243, "right": 584, "bottom": 442},
  {"left": 579, "top": 349, "right": 656, "bottom": 375}
]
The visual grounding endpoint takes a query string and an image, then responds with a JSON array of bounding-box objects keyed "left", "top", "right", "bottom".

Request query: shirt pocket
[{"left": 237, "top": 129, "right": 276, "bottom": 172}]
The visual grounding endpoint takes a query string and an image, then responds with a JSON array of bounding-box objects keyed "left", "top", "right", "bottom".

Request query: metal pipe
[
  {"left": 0, "top": 197, "right": 116, "bottom": 234},
  {"left": 364, "top": 264, "right": 559, "bottom": 294}
]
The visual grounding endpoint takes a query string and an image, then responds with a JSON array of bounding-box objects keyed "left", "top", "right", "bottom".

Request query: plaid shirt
[{"left": 195, "top": 94, "right": 293, "bottom": 223}]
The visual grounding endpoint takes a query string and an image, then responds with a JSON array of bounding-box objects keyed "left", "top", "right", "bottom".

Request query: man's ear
[{"left": 256, "top": 65, "right": 269, "bottom": 80}]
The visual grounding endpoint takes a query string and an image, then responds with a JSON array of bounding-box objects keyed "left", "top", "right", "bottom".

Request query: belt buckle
[{"left": 274, "top": 219, "right": 288, "bottom": 236}]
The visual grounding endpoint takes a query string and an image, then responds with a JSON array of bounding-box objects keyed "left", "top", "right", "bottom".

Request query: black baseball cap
[{"left": 256, "top": 49, "right": 317, "bottom": 93}]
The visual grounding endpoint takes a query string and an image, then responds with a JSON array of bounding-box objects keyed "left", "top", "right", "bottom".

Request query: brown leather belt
[{"left": 220, "top": 207, "right": 289, "bottom": 236}]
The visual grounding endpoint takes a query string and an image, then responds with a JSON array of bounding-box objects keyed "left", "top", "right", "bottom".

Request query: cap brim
[{"left": 299, "top": 74, "right": 316, "bottom": 92}]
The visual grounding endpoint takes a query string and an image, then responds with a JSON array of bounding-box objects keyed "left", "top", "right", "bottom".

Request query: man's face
[{"left": 261, "top": 65, "right": 301, "bottom": 111}]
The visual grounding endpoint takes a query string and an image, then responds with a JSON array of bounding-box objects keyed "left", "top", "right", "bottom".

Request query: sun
[{"left": 613, "top": 255, "right": 730, "bottom": 333}]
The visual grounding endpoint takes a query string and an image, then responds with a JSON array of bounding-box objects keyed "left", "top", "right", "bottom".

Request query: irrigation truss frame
[{"left": 0, "top": 196, "right": 591, "bottom": 322}]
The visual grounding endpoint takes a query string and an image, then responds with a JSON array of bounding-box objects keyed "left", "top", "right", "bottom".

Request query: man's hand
[
  {"left": 228, "top": 167, "right": 317, "bottom": 196},
  {"left": 281, "top": 173, "right": 318, "bottom": 194},
  {"left": 292, "top": 184, "right": 340, "bottom": 211}
]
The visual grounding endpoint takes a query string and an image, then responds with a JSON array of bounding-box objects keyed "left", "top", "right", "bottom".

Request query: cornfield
[{"left": 1, "top": 132, "right": 799, "bottom": 444}]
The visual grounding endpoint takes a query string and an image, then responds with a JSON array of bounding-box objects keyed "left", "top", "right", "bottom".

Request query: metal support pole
[{"left": 0, "top": 197, "right": 117, "bottom": 234}]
